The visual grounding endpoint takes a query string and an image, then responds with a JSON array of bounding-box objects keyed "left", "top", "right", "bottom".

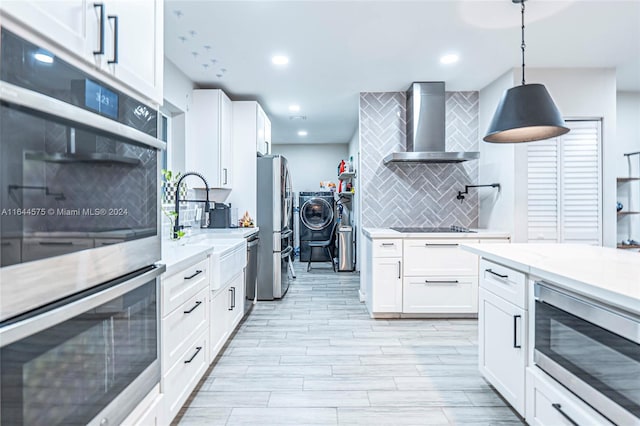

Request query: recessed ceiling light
[
  {"left": 272, "top": 55, "right": 289, "bottom": 65},
  {"left": 289, "top": 104, "right": 300, "bottom": 112},
  {"left": 34, "top": 51, "right": 54, "bottom": 64},
  {"left": 440, "top": 54, "right": 459, "bottom": 65},
  {"left": 298, "top": 130, "right": 308, "bottom": 136}
]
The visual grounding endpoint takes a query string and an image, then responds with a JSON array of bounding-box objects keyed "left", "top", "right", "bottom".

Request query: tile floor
[{"left": 175, "top": 261, "right": 523, "bottom": 425}]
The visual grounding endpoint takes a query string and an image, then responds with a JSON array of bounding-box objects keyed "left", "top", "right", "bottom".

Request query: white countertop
[
  {"left": 462, "top": 243, "right": 640, "bottom": 314},
  {"left": 363, "top": 227, "right": 511, "bottom": 239},
  {"left": 160, "top": 228, "right": 254, "bottom": 276}
]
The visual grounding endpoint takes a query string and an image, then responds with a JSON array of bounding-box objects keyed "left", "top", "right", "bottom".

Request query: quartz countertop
[
  {"left": 462, "top": 243, "right": 640, "bottom": 314},
  {"left": 363, "top": 227, "right": 511, "bottom": 239}
]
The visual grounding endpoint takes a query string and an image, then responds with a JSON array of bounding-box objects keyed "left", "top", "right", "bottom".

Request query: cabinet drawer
[
  {"left": 371, "top": 239, "right": 402, "bottom": 257},
  {"left": 526, "top": 367, "right": 614, "bottom": 426},
  {"left": 162, "top": 330, "right": 208, "bottom": 424},
  {"left": 162, "top": 287, "right": 208, "bottom": 372},
  {"left": 479, "top": 259, "right": 526, "bottom": 308},
  {"left": 404, "top": 239, "right": 479, "bottom": 276},
  {"left": 162, "top": 258, "right": 209, "bottom": 316},
  {"left": 403, "top": 276, "right": 478, "bottom": 314}
]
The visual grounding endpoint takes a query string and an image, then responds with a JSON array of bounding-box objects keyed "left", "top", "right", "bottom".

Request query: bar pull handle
[
  {"left": 424, "top": 280, "right": 459, "bottom": 284},
  {"left": 513, "top": 315, "right": 522, "bottom": 348},
  {"left": 228, "top": 288, "right": 234, "bottom": 310},
  {"left": 184, "top": 270, "right": 202, "bottom": 280},
  {"left": 93, "top": 3, "right": 105, "bottom": 55},
  {"left": 231, "top": 286, "right": 236, "bottom": 309},
  {"left": 183, "top": 300, "right": 202, "bottom": 314},
  {"left": 381, "top": 243, "right": 395, "bottom": 247},
  {"left": 265, "top": 141, "right": 269, "bottom": 154},
  {"left": 223, "top": 168, "right": 228, "bottom": 185},
  {"left": 552, "top": 404, "right": 579, "bottom": 426},
  {"left": 397, "top": 261, "right": 401, "bottom": 279},
  {"left": 486, "top": 269, "right": 508, "bottom": 279},
  {"left": 424, "top": 243, "right": 459, "bottom": 247},
  {"left": 184, "top": 346, "right": 202, "bottom": 364},
  {"left": 107, "top": 15, "right": 118, "bottom": 64},
  {"left": 39, "top": 241, "right": 74, "bottom": 246}
]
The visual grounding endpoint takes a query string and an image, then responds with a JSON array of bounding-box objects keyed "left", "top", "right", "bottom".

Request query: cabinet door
[
  {"left": 219, "top": 91, "right": 233, "bottom": 188},
  {"left": 371, "top": 257, "right": 402, "bottom": 312},
  {"left": 187, "top": 90, "right": 222, "bottom": 188},
  {"left": 403, "top": 239, "right": 479, "bottom": 276},
  {"left": 209, "top": 286, "right": 230, "bottom": 363},
  {"left": 264, "top": 115, "right": 272, "bottom": 154},
  {"left": 1, "top": 1, "right": 96, "bottom": 63},
  {"left": 228, "top": 272, "right": 244, "bottom": 329},
  {"left": 403, "top": 276, "right": 478, "bottom": 314},
  {"left": 256, "top": 105, "right": 266, "bottom": 155},
  {"left": 104, "top": 0, "right": 163, "bottom": 105},
  {"left": 479, "top": 288, "right": 526, "bottom": 416}
]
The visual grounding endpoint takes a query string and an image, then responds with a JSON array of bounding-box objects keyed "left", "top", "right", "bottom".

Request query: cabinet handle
[
  {"left": 381, "top": 243, "right": 395, "bottom": 247},
  {"left": 184, "top": 270, "right": 203, "bottom": 280},
  {"left": 552, "top": 404, "right": 579, "bottom": 426},
  {"left": 223, "top": 168, "right": 228, "bottom": 185},
  {"left": 513, "top": 315, "right": 522, "bottom": 348},
  {"left": 183, "top": 300, "right": 202, "bottom": 314},
  {"left": 231, "top": 286, "right": 236, "bottom": 309},
  {"left": 265, "top": 141, "right": 269, "bottom": 154},
  {"left": 39, "top": 241, "right": 74, "bottom": 246},
  {"left": 184, "top": 346, "right": 202, "bottom": 364},
  {"left": 424, "top": 243, "right": 459, "bottom": 247},
  {"left": 93, "top": 3, "right": 105, "bottom": 55},
  {"left": 228, "top": 288, "right": 234, "bottom": 310},
  {"left": 397, "top": 261, "right": 401, "bottom": 279},
  {"left": 107, "top": 15, "right": 118, "bottom": 64},
  {"left": 424, "top": 280, "right": 459, "bottom": 284},
  {"left": 486, "top": 268, "right": 508, "bottom": 279}
]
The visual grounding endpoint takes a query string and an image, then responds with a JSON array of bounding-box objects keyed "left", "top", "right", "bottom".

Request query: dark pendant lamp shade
[{"left": 483, "top": 84, "right": 569, "bottom": 143}]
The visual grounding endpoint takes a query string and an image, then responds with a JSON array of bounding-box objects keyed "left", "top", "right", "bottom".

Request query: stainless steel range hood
[{"left": 383, "top": 82, "right": 480, "bottom": 164}]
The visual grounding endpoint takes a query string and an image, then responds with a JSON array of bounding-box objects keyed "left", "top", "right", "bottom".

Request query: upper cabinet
[
  {"left": 256, "top": 104, "right": 271, "bottom": 155},
  {"left": 186, "top": 89, "right": 234, "bottom": 189},
  {"left": 0, "top": 0, "right": 163, "bottom": 106},
  {"left": 234, "top": 101, "right": 271, "bottom": 156},
  {"left": 262, "top": 109, "right": 272, "bottom": 155}
]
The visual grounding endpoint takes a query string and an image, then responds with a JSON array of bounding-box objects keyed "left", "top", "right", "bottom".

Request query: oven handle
[
  {"left": 535, "top": 281, "right": 640, "bottom": 344},
  {"left": 552, "top": 404, "right": 579, "bottom": 426},
  {"left": 0, "top": 81, "right": 165, "bottom": 151},
  {"left": 0, "top": 264, "right": 165, "bottom": 347}
]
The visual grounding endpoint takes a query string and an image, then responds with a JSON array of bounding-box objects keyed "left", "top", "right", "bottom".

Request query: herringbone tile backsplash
[{"left": 360, "top": 91, "right": 479, "bottom": 228}]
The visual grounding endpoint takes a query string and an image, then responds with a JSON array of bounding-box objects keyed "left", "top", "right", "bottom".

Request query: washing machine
[{"left": 298, "top": 191, "right": 335, "bottom": 262}]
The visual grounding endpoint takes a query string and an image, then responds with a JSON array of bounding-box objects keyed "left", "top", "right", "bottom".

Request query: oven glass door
[
  {"left": 0, "top": 270, "right": 160, "bottom": 425},
  {"left": 535, "top": 299, "right": 640, "bottom": 420}
]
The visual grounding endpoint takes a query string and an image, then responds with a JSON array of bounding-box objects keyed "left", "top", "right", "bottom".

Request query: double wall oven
[
  {"left": 0, "top": 20, "right": 164, "bottom": 426},
  {"left": 534, "top": 282, "right": 640, "bottom": 425}
]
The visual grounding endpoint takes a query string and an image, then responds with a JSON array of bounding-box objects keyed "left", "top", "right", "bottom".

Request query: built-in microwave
[{"left": 534, "top": 282, "right": 640, "bottom": 425}]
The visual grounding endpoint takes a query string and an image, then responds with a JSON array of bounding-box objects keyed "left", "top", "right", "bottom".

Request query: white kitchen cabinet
[
  {"left": 371, "top": 257, "right": 403, "bottom": 313},
  {"left": 526, "top": 367, "right": 614, "bottom": 426},
  {"left": 234, "top": 101, "right": 271, "bottom": 156},
  {"left": 0, "top": 0, "right": 163, "bottom": 105},
  {"left": 371, "top": 239, "right": 403, "bottom": 258},
  {"left": 228, "top": 271, "right": 245, "bottom": 329},
  {"left": 479, "top": 287, "right": 526, "bottom": 416},
  {"left": 479, "top": 258, "right": 526, "bottom": 308},
  {"left": 121, "top": 385, "right": 163, "bottom": 426},
  {"left": 403, "top": 276, "right": 478, "bottom": 314},
  {"left": 263, "top": 113, "right": 272, "bottom": 155},
  {"left": 403, "top": 239, "right": 479, "bottom": 276},
  {"left": 187, "top": 89, "right": 233, "bottom": 189},
  {"left": 208, "top": 271, "right": 245, "bottom": 363}
]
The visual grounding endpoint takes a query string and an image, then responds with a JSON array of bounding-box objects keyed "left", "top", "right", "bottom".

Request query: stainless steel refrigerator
[{"left": 257, "top": 155, "right": 293, "bottom": 299}]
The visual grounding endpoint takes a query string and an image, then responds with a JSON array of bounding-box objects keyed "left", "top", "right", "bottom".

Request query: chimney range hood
[{"left": 383, "top": 82, "right": 480, "bottom": 164}]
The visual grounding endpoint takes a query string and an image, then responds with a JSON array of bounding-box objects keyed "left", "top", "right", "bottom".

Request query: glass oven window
[
  {"left": 0, "top": 279, "right": 158, "bottom": 425},
  {"left": 535, "top": 300, "right": 640, "bottom": 418}
]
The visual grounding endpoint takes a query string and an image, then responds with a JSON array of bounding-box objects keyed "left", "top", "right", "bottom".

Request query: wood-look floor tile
[
  {"left": 337, "top": 407, "right": 450, "bottom": 425},
  {"left": 226, "top": 407, "right": 338, "bottom": 425},
  {"left": 268, "top": 391, "right": 370, "bottom": 407}
]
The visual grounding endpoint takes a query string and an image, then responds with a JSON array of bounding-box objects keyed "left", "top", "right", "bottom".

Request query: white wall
[
  {"left": 271, "top": 143, "right": 349, "bottom": 193},
  {"left": 616, "top": 91, "right": 640, "bottom": 244},
  {"left": 479, "top": 68, "right": 618, "bottom": 247}
]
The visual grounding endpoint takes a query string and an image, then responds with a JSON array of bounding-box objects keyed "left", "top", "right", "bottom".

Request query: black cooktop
[{"left": 391, "top": 226, "right": 476, "bottom": 233}]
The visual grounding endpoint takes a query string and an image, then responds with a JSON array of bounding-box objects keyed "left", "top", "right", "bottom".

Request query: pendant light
[{"left": 483, "top": 0, "right": 569, "bottom": 143}]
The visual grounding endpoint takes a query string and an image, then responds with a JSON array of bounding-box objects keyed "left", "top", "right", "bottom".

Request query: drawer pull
[
  {"left": 513, "top": 315, "right": 522, "bottom": 348},
  {"left": 39, "top": 241, "right": 74, "bottom": 246},
  {"left": 486, "top": 268, "right": 508, "bottom": 279},
  {"left": 424, "top": 280, "right": 459, "bottom": 284},
  {"left": 397, "top": 261, "right": 401, "bottom": 279},
  {"left": 183, "top": 300, "right": 202, "bottom": 314},
  {"left": 424, "top": 243, "right": 459, "bottom": 247},
  {"left": 184, "top": 346, "right": 202, "bottom": 364},
  {"left": 184, "top": 270, "right": 203, "bottom": 280},
  {"left": 381, "top": 243, "right": 395, "bottom": 247},
  {"left": 552, "top": 404, "right": 579, "bottom": 426}
]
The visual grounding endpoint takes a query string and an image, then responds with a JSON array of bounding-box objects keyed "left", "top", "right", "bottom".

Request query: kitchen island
[{"left": 461, "top": 243, "right": 640, "bottom": 426}]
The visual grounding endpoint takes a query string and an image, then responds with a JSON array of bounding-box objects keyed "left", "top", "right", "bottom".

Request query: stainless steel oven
[
  {"left": 0, "top": 265, "right": 164, "bottom": 426},
  {"left": 0, "top": 26, "right": 164, "bottom": 322},
  {"left": 534, "top": 281, "right": 640, "bottom": 425}
]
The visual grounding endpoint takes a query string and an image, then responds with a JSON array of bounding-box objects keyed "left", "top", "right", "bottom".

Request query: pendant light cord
[{"left": 521, "top": 0, "right": 526, "bottom": 85}]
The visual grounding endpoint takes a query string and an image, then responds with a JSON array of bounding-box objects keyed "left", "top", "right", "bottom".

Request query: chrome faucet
[{"left": 173, "top": 172, "right": 211, "bottom": 238}]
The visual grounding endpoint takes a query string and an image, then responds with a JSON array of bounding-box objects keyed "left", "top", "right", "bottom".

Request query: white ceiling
[{"left": 164, "top": 0, "right": 640, "bottom": 145}]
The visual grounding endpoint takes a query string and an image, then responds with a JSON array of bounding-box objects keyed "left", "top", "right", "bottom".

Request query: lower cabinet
[
  {"left": 209, "top": 271, "right": 245, "bottom": 363},
  {"left": 403, "top": 276, "right": 478, "bottom": 314},
  {"left": 371, "top": 257, "right": 403, "bottom": 313},
  {"left": 526, "top": 367, "right": 614, "bottom": 426},
  {"left": 479, "top": 287, "right": 526, "bottom": 416},
  {"left": 121, "top": 385, "right": 163, "bottom": 426}
]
